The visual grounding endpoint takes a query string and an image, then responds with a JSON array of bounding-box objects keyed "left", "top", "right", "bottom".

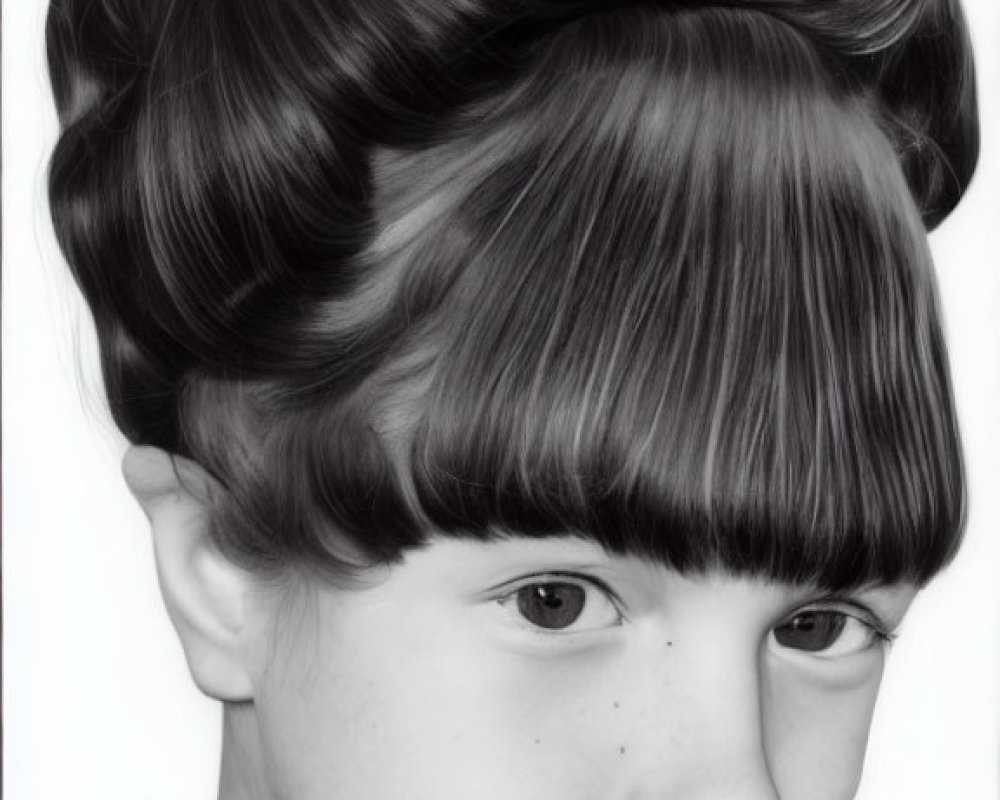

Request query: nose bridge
[{"left": 623, "top": 633, "right": 780, "bottom": 800}]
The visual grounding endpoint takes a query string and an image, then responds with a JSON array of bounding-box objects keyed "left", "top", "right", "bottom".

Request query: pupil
[
  {"left": 773, "top": 611, "right": 847, "bottom": 652},
  {"left": 516, "top": 583, "right": 586, "bottom": 630}
]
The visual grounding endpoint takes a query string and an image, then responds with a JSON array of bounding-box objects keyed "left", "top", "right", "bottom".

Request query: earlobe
[{"left": 122, "top": 446, "right": 257, "bottom": 702}]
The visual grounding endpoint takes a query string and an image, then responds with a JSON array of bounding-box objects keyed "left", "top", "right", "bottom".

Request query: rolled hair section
[
  {"left": 530, "top": 0, "right": 978, "bottom": 229},
  {"left": 754, "top": 0, "right": 979, "bottom": 229},
  {"left": 47, "top": 0, "right": 976, "bottom": 585},
  {"left": 46, "top": 0, "right": 518, "bottom": 447}
]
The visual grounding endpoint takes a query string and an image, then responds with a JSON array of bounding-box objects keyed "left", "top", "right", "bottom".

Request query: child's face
[{"left": 246, "top": 536, "right": 916, "bottom": 799}]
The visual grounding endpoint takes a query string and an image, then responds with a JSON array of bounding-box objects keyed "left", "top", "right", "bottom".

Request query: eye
[
  {"left": 770, "top": 607, "right": 892, "bottom": 658},
  {"left": 497, "top": 574, "right": 623, "bottom": 633}
]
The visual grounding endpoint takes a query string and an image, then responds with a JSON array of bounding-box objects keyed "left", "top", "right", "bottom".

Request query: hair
[{"left": 46, "top": 0, "right": 978, "bottom": 590}]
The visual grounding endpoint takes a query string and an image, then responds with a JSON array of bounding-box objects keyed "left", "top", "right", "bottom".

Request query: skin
[
  {"left": 242, "top": 540, "right": 914, "bottom": 800},
  {"left": 123, "top": 448, "right": 917, "bottom": 800}
]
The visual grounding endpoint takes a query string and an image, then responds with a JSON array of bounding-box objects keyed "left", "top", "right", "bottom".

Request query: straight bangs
[
  {"left": 178, "top": 6, "right": 965, "bottom": 591},
  {"left": 391, "top": 7, "right": 966, "bottom": 590}
]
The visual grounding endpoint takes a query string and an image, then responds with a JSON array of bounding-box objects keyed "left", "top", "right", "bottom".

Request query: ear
[{"left": 122, "top": 445, "right": 256, "bottom": 702}]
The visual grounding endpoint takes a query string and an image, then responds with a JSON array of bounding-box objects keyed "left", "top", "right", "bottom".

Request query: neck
[{"left": 218, "top": 703, "right": 272, "bottom": 800}]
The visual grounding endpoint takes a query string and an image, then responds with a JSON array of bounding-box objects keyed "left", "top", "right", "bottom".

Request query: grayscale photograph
[{"left": 3, "top": 1, "right": 998, "bottom": 798}]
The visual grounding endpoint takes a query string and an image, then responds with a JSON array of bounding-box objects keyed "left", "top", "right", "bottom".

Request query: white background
[{"left": 3, "top": 0, "right": 998, "bottom": 797}]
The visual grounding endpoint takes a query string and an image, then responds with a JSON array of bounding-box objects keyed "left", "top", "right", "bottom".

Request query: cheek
[
  {"left": 249, "top": 599, "right": 627, "bottom": 800},
  {"left": 765, "top": 654, "right": 885, "bottom": 800},
  {"left": 246, "top": 589, "right": 889, "bottom": 800}
]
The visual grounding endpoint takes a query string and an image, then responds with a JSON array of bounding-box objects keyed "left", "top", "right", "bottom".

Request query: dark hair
[{"left": 46, "top": 0, "right": 978, "bottom": 589}]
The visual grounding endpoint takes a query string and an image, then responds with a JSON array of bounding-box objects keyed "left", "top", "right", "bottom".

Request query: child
[{"left": 45, "top": 0, "right": 978, "bottom": 797}]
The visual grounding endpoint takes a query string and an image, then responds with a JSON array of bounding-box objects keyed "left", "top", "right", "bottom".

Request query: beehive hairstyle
[{"left": 46, "top": 0, "right": 978, "bottom": 589}]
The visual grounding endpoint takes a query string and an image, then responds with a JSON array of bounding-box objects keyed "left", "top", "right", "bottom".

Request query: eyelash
[
  {"left": 492, "top": 575, "right": 897, "bottom": 654},
  {"left": 494, "top": 571, "right": 626, "bottom": 634},
  {"left": 813, "top": 601, "right": 895, "bottom": 642},
  {"left": 771, "top": 601, "right": 898, "bottom": 657}
]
